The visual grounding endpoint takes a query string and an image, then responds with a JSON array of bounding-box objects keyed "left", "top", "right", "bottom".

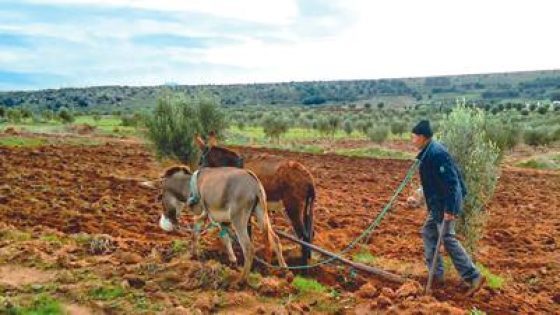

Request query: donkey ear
[
  {"left": 208, "top": 130, "right": 218, "bottom": 147},
  {"left": 194, "top": 133, "right": 206, "bottom": 149}
]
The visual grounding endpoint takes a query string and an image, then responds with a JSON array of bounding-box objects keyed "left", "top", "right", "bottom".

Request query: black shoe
[{"left": 465, "top": 275, "right": 485, "bottom": 297}]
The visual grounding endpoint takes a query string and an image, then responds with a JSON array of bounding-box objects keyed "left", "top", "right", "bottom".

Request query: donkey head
[{"left": 195, "top": 132, "right": 244, "bottom": 168}]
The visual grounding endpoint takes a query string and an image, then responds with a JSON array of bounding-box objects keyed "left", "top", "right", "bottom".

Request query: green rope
[{"left": 255, "top": 158, "right": 421, "bottom": 270}]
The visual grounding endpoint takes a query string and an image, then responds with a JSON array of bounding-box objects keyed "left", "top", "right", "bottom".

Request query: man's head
[{"left": 411, "top": 120, "right": 432, "bottom": 150}]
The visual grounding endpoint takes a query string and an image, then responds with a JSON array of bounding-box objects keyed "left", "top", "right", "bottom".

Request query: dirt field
[{"left": 0, "top": 136, "right": 559, "bottom": 314}]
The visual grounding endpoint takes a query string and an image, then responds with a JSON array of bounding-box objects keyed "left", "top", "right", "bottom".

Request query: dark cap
[{"left": 412, "top": 120, "right": 433, "bottom": 138}]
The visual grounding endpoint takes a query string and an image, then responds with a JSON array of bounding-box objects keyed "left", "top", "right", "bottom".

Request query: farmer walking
[{"left": 407, "top": 120, "right": 485, "bottom": 296}]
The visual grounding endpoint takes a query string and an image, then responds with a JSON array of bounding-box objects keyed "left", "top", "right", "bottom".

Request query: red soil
[{"left": 0, "top": 142, "right": 558, "bottom": 314}]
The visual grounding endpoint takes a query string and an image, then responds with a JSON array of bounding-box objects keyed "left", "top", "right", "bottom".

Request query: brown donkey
[{"left": 195, "top": 135, "right": 316, "bottom": 266}]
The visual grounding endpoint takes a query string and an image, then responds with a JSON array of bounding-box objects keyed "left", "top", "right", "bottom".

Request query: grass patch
[
  {"left": 291, "top": 276, "right": 328, "bottom": 294},
  {"left": 88, "top": 286, "right": 125, "bottom": 300},
  {"left": 39, "top": 234, "right": 63, "bottom": 246},
  {"left": 0, "top": 137, "right": 46, "bottom": 148},
  {"left": 1, "top": 294, "right": 63, "bottom": 315},
  {"left": 1, "top": 230, "right": 32, "bottom": 242},
  {"left": 335, "top": 146, "right": 413, "bottom": 160},
  {"left": 517, "top": 154, "right": 560, "bottom": 170},
  {"left": 476, "top": 263, "right": 505, "bottom": 290},
  {"left": 229, "top": 126, "right": 366, "bottom": 142},
  {"left": 53, "top": 137, "right": 104, "bottom": 146},
  {"left": 170, "top": 240, "right": 187, "bottom": 255},
  {"left": 352, "top": 249, "right": 377, "bottom": 265},
  {"left": 469, "top": 307, "right": 487, "bottom": 315}
]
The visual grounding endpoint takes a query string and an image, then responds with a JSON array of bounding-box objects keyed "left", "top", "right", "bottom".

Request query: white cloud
[
  {"left": 24, "top": 0, "right": 299, "bottom": 25},
  {"left": 2, "top": 0, "right": 560, "bottom": 89}
]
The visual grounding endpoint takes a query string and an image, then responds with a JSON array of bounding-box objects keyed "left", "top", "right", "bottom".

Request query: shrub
[
  {"left": 552, "top": 127, "right": 560, "bottom": 142},
  {"left": 42, "top": 109, "right": 54, "bottom": 121},
  {"left": 237, "top": 119, "right": 246, "bottom": 131},
  {"left": 20, "top": 108, "right": 32, "bottom": 119},
  {"left": 120, "top": 113, "right": 142, "bottom": 127},
  {"left": 537, "top": 105, "right": 549, "bottom": 115},
  {"left": 261, "top": 114, "right": 289, "bottom": 143},
  {"left": 529, "top": 103, "right": 537, "bottom": 112},
  {"left": 316, "top": 116, "right": 330, "bottom": 137},
  {"left": 6, "top": 108, "right": 22, "bottom": 123},
  {"left": 0, "top": 106, "right": 5, "bottom": 117},
  {"left": 57, "top": 107, "right": 75, "bottom": 124},
  {"left": 523, "top": 127, "right": 553, "bottom": 146},
  {"left": 327, "top": 115, "right": 341, "bottom": 137},
  {"left": 343, "top": 119, "right": 353, "bottom": 135},
  {"left": 145, "top": 94, "right": 226, "bottom": 165},
  {"left": 439, "top": 104, "right": 500, "bottom": 256},
  {"left": 390, "top": 120, "right": 407, "bottom": 136},
  {"left": 484, "top": 119, "right": 521, "bottom": 154},
  {"left": 197, "top": 95, "right": 227, "bottom": 137},
  {"left": 356, "top": 120, "right": 373, "bottom": 134},
  {"left": 367, "top": 126, "right": 389, "bottom": 144}
]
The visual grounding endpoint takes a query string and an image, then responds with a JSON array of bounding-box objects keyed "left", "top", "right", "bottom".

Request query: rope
[
  {"left": 255, "top": 157, "right": 422, "bottom": 270},
  {"left": 198, "top": 143, "right": 432, "bottom": 271}
]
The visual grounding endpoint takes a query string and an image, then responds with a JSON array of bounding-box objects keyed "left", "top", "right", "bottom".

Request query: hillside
[{"left": 1, "top": 69, "right": 559, "bottom": 113}]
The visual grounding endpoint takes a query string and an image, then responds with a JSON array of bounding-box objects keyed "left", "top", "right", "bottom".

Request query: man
[{"left": 407, "top": 120, "right": 485, "bottom": 296}]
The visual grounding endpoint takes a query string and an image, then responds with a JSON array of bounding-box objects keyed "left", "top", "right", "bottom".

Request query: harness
[
  {"left": 187, "top": 170, "right": 201, "bottom": 206},
  {"left": 187, "top": 169, "right": 229, "bottom": 239}
]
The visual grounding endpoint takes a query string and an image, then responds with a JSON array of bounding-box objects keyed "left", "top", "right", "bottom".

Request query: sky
[{"left": 0, "top": 0, "right": 559, "bottom": 91}]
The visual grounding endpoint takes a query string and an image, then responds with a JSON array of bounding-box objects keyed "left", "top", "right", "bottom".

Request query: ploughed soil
[{"left": 0, "top": 138, "right": 558, "bottom": 314}]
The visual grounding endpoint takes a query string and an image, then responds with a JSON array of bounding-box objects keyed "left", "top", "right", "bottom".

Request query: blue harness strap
[{"left": 187, "top": 170, "right": 200, "bottom": 206}]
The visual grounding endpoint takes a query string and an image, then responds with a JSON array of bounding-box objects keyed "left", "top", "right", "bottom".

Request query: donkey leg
[
  {"left": 191, "top": 214, "right": 206, "bottom": 259},
  {"left": 219, "top": 226, "right": 237, "bottom": 264},
  {"left": 284, "top": 198, "right": 309, "bottom": 265},
  {"left": 232, "top": 216, "right": 253, "bottom": 284},
  {"left": 303, "top": 196, "right": 314, "bottom": 263}
]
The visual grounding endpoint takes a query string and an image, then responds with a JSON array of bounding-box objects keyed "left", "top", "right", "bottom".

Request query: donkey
[
  {"left": 159, "top": 165, "right": 287, "bottom": 283},
  {"left": 195, "top": 134, "right": 316, "bottom": 266}
]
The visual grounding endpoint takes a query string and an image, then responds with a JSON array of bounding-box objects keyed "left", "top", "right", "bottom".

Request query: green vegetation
[
  {"left": 517, "top": 154, "right": 560, "bottom": 170},
  {"left": 261, "top": 113, "right": 289, "bottom": 142},
  {"left": 469, "top": 307, "right": 487, "bottom": 315},
  {"left": 1, "top": 294, "right": 63, "bottom": 315},
  {"left": 171, "top": 240, "right": 188, "bottom": 255},
  {"left": 476, "top": 263, "right": 505, "bottom": 290},
  {"left": 291, "top": 276, "right": 328, "bottom": 294},
  {"left": 352, "top": 249, "right": 377, "bottom": 265},
  {"left": 0, "top": 137, "right": 46, "bottom": 147},
  {"left": 88, "top": 286, "right": 125, "bottom": 300},
  {"left": 367, "top": 126, "right": 390, "bottom": 144},
  {"left": 145, "top": 93, "right": 226, "bottom": 165},
  {"left": 1, "top": 70, "right": 559, "bottom": 110},
  {"left": 336, "top": 147, "right": 412, "bottom": 160},
  {"left": 439, "top": 104, "right": 500, "bottom": 256}
]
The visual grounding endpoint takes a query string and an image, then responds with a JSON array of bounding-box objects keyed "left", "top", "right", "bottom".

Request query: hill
[{"left": 1, "top": 69, "right": 559, "bottom": 113}]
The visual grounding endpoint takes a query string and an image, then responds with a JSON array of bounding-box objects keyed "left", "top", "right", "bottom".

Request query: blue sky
[{"left": 0, "top": 0, "right": 559, "bottom": 91}]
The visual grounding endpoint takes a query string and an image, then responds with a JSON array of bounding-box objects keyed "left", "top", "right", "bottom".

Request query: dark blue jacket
[{"left": 417, "top": 140, "right": 467, "bottom": 220}]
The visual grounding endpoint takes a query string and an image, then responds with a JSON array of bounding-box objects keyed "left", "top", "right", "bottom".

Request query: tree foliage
[{"left": 438, "top": 104, "right": 500, "bottom": 256}]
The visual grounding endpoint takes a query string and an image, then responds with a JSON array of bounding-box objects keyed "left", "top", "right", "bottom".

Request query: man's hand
[
  {"left": 406, "top": 196, "right": 420, "bottom": 208},
  {"left": 444, "top": 212, "right": 456, "bottom": 221}
]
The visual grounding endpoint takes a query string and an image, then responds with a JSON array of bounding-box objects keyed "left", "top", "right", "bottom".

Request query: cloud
[
  {"left": 131, "top": 34, "right": 241, "bottom": 48},
  {"left": 0, "top": 0, "right": 558, "bottom": 90},
  {"left": 22, "top": 0, "right": 300, "bottom": 25}
]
